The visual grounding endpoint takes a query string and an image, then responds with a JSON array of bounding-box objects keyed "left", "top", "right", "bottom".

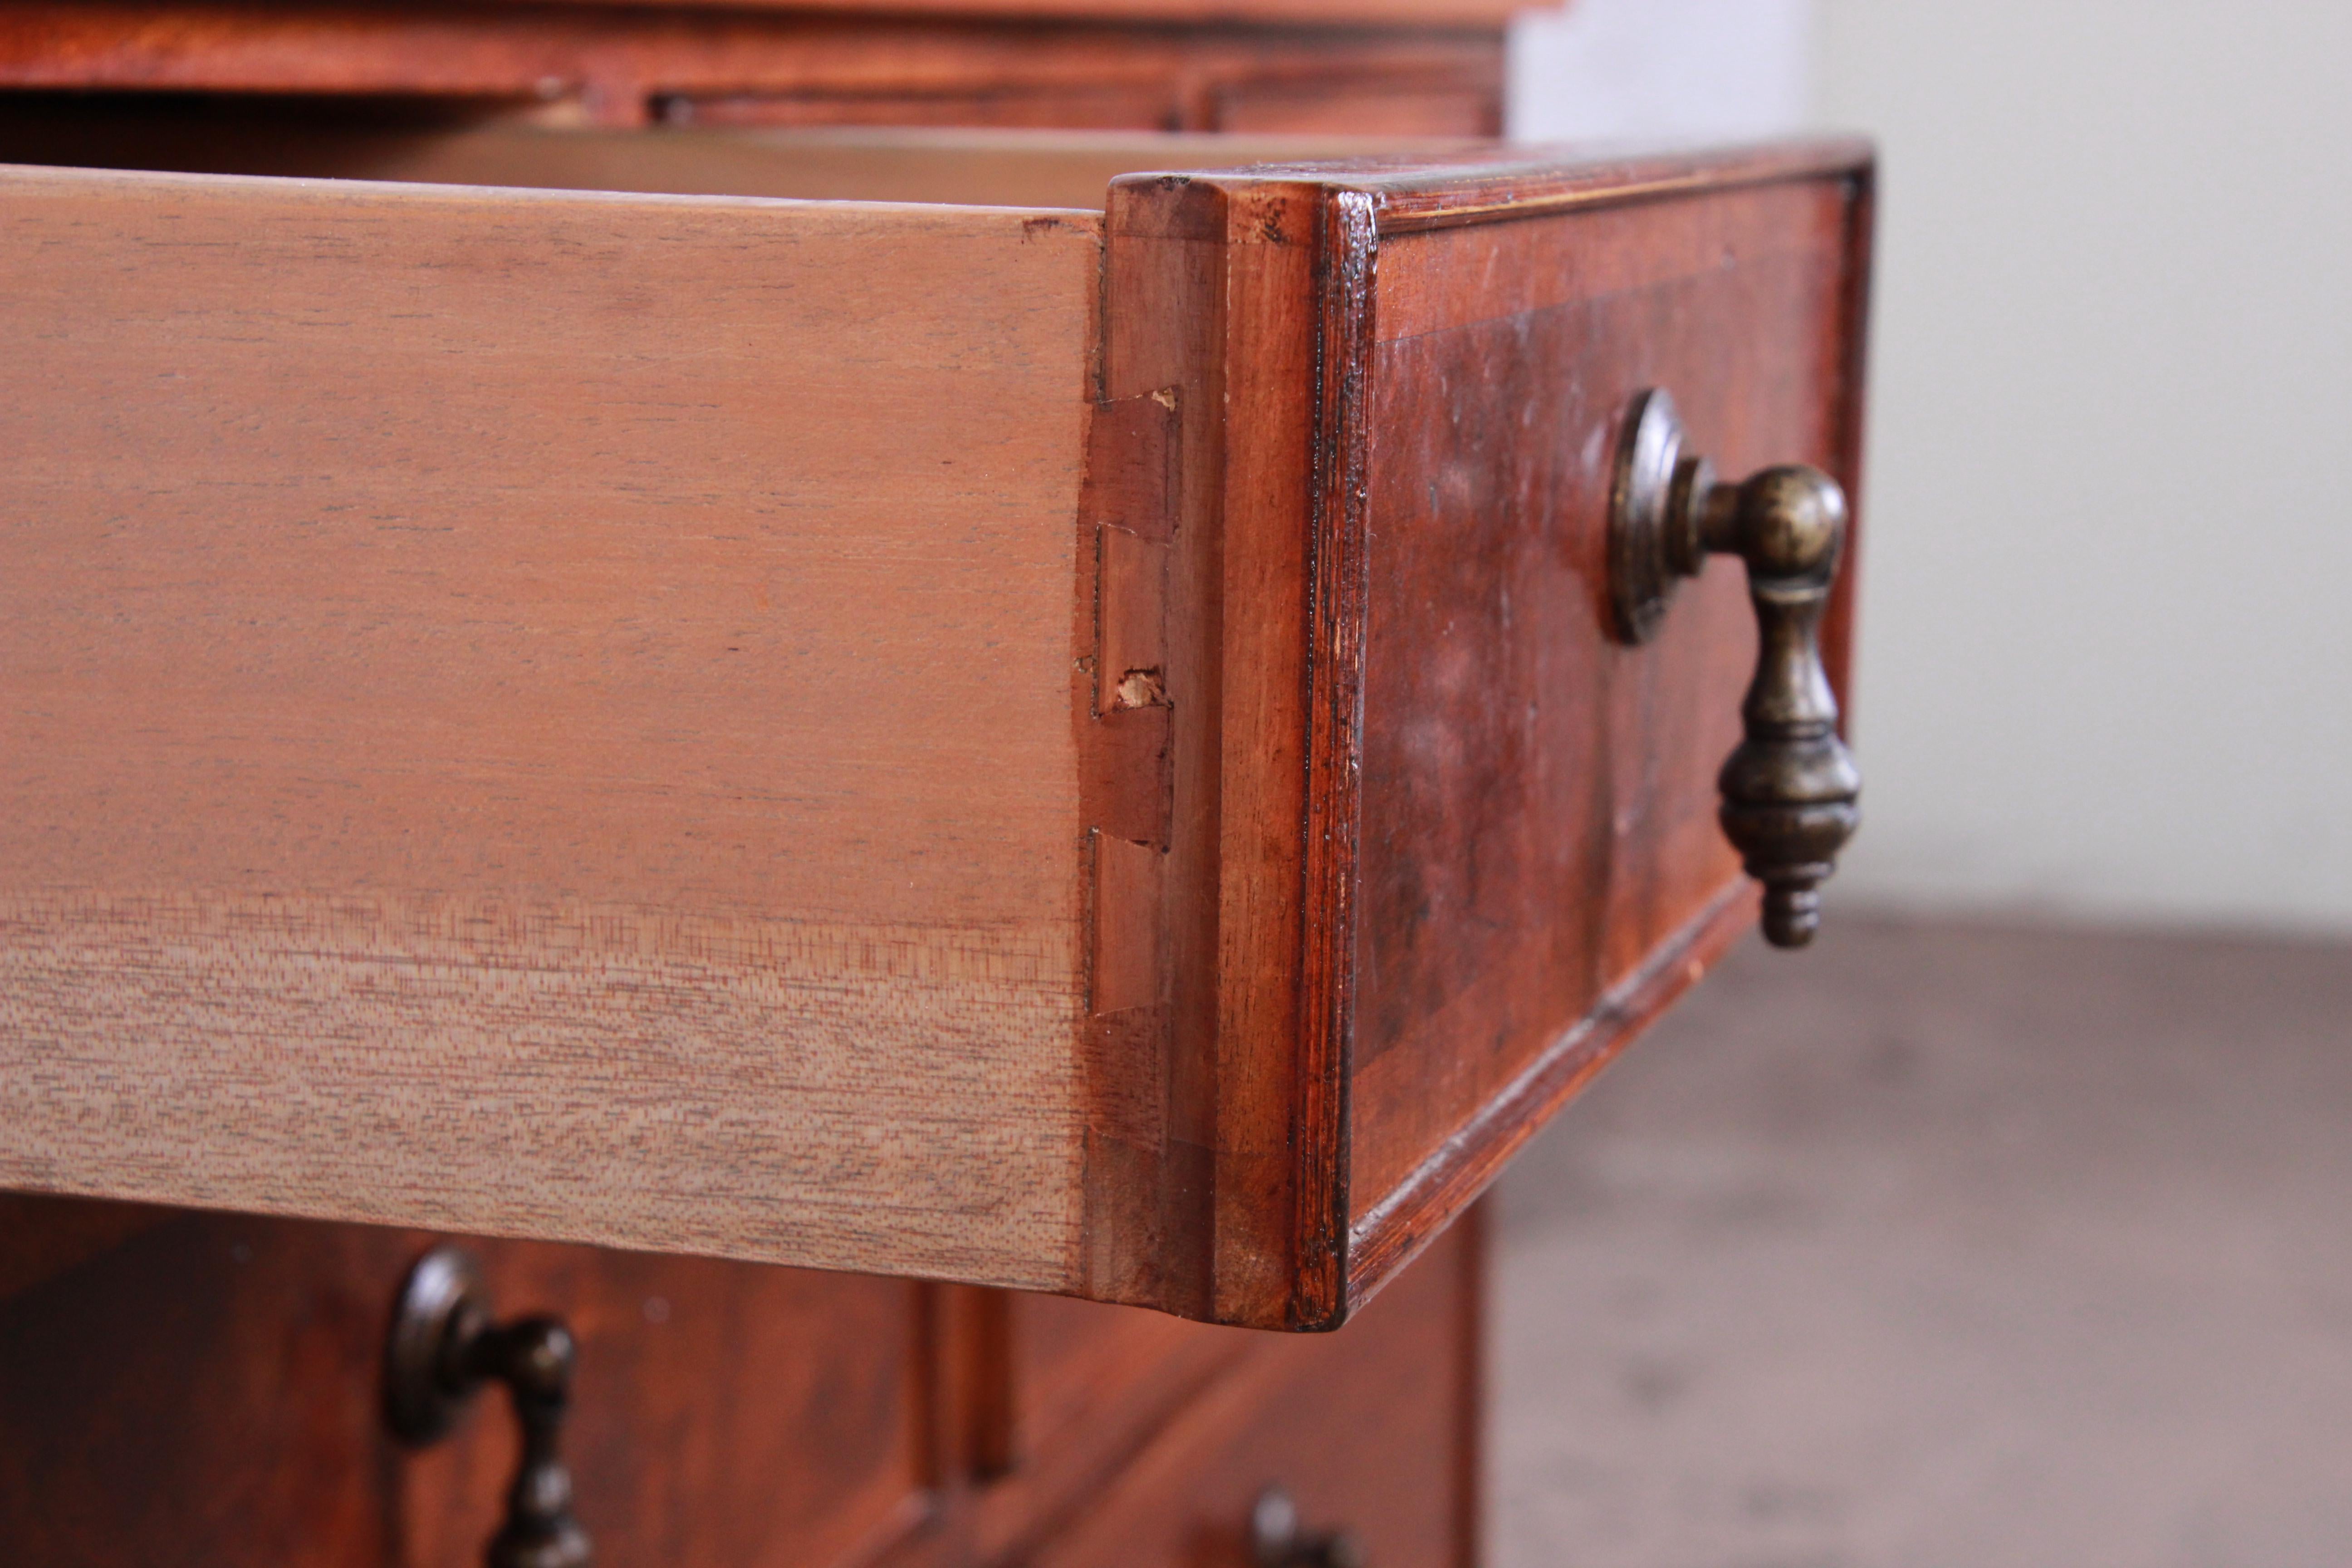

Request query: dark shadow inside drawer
[{"left": 0, "top": 93, "right": 1462, "bottom": 208}]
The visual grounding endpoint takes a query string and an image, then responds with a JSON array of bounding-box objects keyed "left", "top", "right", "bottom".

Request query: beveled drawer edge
[
  {"left": 1341, "top": 880, "right": 1755, "bottom": 1307},
  {"left": 1157, "top": 136, "right": 1875, "bottom": 235}
]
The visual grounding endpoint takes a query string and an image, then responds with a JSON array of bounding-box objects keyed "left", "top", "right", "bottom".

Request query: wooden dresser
[{"left": 0, "top": 4, "right": 1872, "bottom": 1563}]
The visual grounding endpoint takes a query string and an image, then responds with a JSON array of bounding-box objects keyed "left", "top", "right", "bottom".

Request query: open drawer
[{"left": 0, "top": 120, "right": 1870, "bottom": 1329}]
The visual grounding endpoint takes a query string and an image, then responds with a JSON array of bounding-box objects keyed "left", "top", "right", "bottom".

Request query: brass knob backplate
[{"left": 1609, "top": 388, "right": 1861, "bottom": 948}]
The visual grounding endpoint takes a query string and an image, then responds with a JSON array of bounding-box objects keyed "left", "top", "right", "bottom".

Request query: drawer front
[
  {"left": 954, "top": 1288, "right": 1253, "bottom": 1561},
  {"left": 1024, "top": 1212, "right": 1479, "bottom": 1568},
  {"left": 0, "top": 1193, "right": 934, "bottom": 1568},
  {"left": 1343, "top": 172, "right": 1867, "bottom": 1270},
  {"left": 0, "top": 5, "right": 1507, "bottom": 115},
  {"left": 0, "top": 1191, "right": 1479, "bottom": 1567},
  {"left": 1092, "top": 142, "right": 1872, "bottom": 1326}
]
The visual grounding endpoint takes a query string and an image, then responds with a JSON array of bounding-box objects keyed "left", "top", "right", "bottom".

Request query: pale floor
[{"left": 1491, "top": 916, "right": 2352, "bottom": 1568}]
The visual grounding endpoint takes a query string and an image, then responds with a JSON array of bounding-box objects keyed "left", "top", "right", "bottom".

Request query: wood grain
[{"left": 0, "top": 162, "right": 1105, "bottom": 1290}]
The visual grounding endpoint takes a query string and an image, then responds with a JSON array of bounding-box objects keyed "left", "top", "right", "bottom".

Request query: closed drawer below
[{"left": 0, "top": 1189, "right": 1482, "bottom": 1568}]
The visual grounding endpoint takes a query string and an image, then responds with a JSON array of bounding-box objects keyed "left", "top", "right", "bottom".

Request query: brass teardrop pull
[
  {"left": 1609, "top": 387, "right": 1862, "bottom": 948},
  {"left": 385, "top": 1246, "right": 593, "bottom": 1568},
  {"left": 1250, "top": 1486, "right": 1365, "bottom": 1568}
]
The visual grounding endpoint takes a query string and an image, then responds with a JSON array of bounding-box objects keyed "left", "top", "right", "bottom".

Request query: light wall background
[{"left": 1509, "top": 0, "right": 2352, "bottom": 936}]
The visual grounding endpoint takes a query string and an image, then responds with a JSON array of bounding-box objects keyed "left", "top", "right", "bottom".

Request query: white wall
[
  {"left": 1512, "top": 0, "right": 2352, "bottom": 934},
  {"left": 1508, "top": 0, "right": 1811, "bottom": 142},
  {"left": 1816, "top": 0, "right": 2352, "bottom": 933}
]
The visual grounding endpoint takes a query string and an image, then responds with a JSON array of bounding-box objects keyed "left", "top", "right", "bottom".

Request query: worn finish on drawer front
[
  {"left": 1344, "top": 176, "right": 1870, "bottom": 1288},
  {"left": 0, "top": 163, "right": 1107, "bottom": 1290},
  {"left": 0, "top": 137, "right": 1869, "bottom": 1329},
  {"left": 1099, "top": 143, "right": 1871, "bottom": 1326}
]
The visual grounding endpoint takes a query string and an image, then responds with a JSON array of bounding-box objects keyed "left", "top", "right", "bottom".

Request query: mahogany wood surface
[
  {"left": 1345, "top": 170, "right": 1868, "bottom": 1289},
  {"left": 0, "top": 3, "right": 1502, "bottom": 132},
  {"left": 1097, "top": 140, "right": 1873, "bottom": 1327},
  {"left": 0, "top": 1189, "right": 1478, "bottom": 1567},
  {"left": 1028, "top": 1202, "right": 1480, "bottom": 1568},
  {"left": 0, "top": 1192, "right": 935, "bottom": 1567},
  {"left": 0, "top": 1189, "right": 173, "bottom": 1299}
]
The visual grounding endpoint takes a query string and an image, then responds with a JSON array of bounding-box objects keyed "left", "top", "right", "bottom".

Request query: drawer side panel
[{"left": 0, "top": 166, "right": 1103, "bottom": 1290}]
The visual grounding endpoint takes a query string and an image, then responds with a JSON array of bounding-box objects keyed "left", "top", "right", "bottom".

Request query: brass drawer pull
[
  {"left": 1251, "top": 1485, "right": 1364, "bottom": 1568},
  {"left": 1609, "top": 388, "right": 1863, "bottom": 948},
  {"left": 385, "top": 1246, "right": 593, "bottom": 1568}
]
